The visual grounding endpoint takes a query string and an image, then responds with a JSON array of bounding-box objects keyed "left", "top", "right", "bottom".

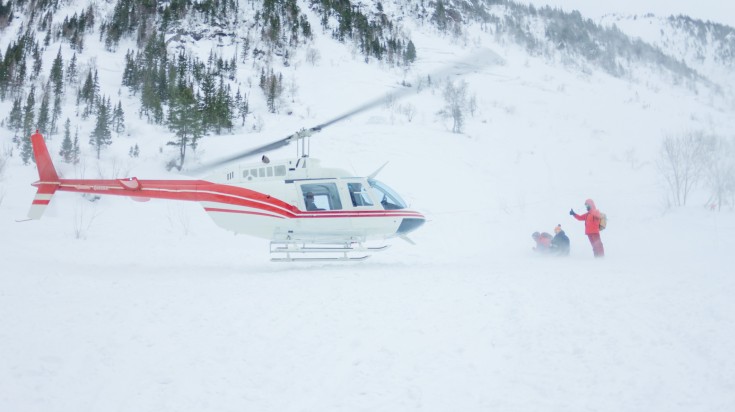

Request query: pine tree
[
  {"left": 7, "top": 96, "right": 23, "bottom": 138},
  {"left": 72, "top": 127, "right": 81, "bottom": 164},
  {"left": 433, "top": 1, "right": 448, "bottom": 32},
  {"left": 140, "top": 77, "right": 163, "bottom": 123},
  {"left": 66, "top": 53, "right": 78, "bottom": 84},
  {"left": 79, "top": 69, "right": 95, "bottom": 118},
  {"left": 129, "top": 144, "right": 140, "bottom": 158},
  {"left": 92, "top": 69, "right": 100, "bottom": 103},
  {"left": 50, "top": 47, "right": 64, "bottom": 97},
  {"left": 200, "top": 70, "right": 216, "bottom": 131},
  {"left": 122, "top": 49, "right": 139, "bottom": 92},
  {"left": 112, "top": 100, "right": 125, "bottom": 135},
  {"left": 12, "top": 59, "right": 26, "bottom": 97},
  {"left": 51, "top": 94, "right": 62, "bottom": 135},
  {"left": 260, "top": 70, "right": 283, "bottom": 113},
  {"left": 213, "top": 77, "right": 233, "bottom": 133},
  {"left": 37, "top": 90, "right": 50, "bottom": 134},
  {"left": 59, "top": 118, "right": 74, "bottom": 163},
  {"left": 235, "top": 88, "right": 249, "bottom": 127},
  {"left": 228, "top": 52, "right": 237, "bottom": 80},
  {"left": 168, "top": 83, "right": 204, "bottom": 169},
  {"left": 90, "top": 96, "right": 112, "bottom": 159},
  {"left": 21, "top": 86, "right": 36, "bottom": 164},
  {"left": 43, "top": 26, "right": 51, "bottom": 47},
  {"left": 0, "top": 49, "right": 6, "bottom": 99},
  {"left": 32, "top": 46, "right": 43, "bottom": 80},
  {"left": 405, "top": 40, "right": 417, "bottom": 65}
]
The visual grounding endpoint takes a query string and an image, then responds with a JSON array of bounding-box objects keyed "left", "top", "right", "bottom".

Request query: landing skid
[{"left": 270, "top": 242, "right": 390, "bottom": 262}]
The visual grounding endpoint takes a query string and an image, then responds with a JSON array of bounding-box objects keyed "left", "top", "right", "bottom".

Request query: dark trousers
[{"left": 587, "top": 233, "right": 605, "bottom": 257}]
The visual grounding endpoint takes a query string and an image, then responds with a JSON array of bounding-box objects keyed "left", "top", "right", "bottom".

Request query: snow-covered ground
[{"left": 2, "top": 3, "right": 735, "bottom": 412}]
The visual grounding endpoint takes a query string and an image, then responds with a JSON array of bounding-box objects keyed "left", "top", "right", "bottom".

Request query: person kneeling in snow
[
  {"left": 532, "top": 231, "right": 553, "bottom": 253},
  {"left": 550, "top": 224, "right": 570, "bottom": 256}
]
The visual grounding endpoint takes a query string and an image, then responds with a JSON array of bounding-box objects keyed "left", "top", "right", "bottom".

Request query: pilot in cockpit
[{"left": 304, "top": 192, "right": 318, "bottom": 211}]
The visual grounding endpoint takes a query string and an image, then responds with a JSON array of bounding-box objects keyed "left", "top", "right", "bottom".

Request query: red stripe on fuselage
[
  {"left": 52, "top": 178, "right": 424, "bottom": 220},
  {"left": 55, "top": 178, "right": 297, "bottom": 217},
  {"left": 207, "top": 208, "right": 424, "bottom": 219},
  {"left": 203, "top": 207, "right": 286, "bottom": 219}
]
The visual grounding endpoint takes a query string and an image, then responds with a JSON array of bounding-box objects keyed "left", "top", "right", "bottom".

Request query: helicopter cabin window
[
  {"left": 348, "top": 182, "right": 374, "bottom": 207},
  {"left": 301, "top": 183, "right": 342, "bottom": 211},
  {"left": 274, "top": 165, "right": 286, "bottom": 176}
]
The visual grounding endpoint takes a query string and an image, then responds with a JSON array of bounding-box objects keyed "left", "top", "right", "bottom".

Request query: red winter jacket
[{"left": 573, "top": 198, "right": 601, "bottom": 235}]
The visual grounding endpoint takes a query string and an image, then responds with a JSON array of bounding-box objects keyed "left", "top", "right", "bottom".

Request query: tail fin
[
  {"left": 27, "top": 131, "right": 60, "bottom": 220},
  {"left": 31, "top": 130, "right": 59, "bottom": 182}
]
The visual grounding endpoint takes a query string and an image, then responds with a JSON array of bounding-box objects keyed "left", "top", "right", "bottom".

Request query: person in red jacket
[
  {"left": 570, "top": 199, "right": 605, "bottom": 257},
  {"left": 531, "top": 231, "right": 553, "bottom": 253}
]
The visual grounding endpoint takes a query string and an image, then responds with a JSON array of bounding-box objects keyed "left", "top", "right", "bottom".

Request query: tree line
[{"left": 1, "top": 0, "right": 419, "bottom": 169}]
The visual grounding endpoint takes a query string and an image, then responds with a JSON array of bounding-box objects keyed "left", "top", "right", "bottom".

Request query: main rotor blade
[
  {"left": 314, "top": 48, "right": 502, "bottom": 131},
  {"left": 188, "top": 135, "right": 295, "bottom": 174},
  {"left": 190, "top": 48, "right": 502, "bottom": 174}
]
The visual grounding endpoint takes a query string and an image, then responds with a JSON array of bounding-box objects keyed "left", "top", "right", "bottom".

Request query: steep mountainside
[
  {"left": 1, "top": 0, "right": 732, "bottom": 164},
  {"left": 599, "top": 13, "right": 735, "bottom": 93}
]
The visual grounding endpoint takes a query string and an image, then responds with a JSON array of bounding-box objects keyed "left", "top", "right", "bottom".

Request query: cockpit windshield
[{"left": 368, "top": 179, "right": 407, "bottom": 210}]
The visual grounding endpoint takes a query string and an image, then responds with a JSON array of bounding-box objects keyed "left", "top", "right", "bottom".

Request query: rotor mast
[{"left": 295, "top": 128, "right": 314, "bottom": 158}]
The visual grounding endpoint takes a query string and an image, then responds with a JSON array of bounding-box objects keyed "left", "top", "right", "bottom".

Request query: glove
[{"left": 569, "top": 209, "right": 575, "bottom": 216}]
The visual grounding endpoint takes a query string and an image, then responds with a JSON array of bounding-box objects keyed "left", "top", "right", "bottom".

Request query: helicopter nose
[{"left": 396, "top": 217, "right": 425, "bottom": 235}]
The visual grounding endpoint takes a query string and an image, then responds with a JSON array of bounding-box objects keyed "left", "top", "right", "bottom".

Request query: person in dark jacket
[
  {"left": 304, "top": 192, "right": 319, "bottom": 211},
  {"left": 550, "top": 224, "right": 570, "bottom": 256},
  {"left": 570, "top": 198, "right": 604, "bottom": 257}
]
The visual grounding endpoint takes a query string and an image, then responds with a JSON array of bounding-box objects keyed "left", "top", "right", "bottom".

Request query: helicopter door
[
  {"left": 299, "top": 183, "right": 343, "bottom": 211},
  {"left": 347, "top": 182, "right": 374, "bottom": 207}
]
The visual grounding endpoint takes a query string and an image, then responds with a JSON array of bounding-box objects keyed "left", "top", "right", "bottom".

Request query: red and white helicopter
[{"left": 26, "top": 108, "right": 425, "bottom": 262}]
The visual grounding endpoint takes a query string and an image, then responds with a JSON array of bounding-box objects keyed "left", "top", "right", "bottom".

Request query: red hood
[{"left": 585, "top": 199, "right": 601, "bottom": 220}]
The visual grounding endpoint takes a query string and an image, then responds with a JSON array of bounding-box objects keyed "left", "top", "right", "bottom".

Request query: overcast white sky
[{"left": 524, "top": 0, "right": 735, "bottom": 27}]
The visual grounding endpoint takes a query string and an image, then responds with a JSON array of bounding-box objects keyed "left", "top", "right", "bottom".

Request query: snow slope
[
  {"left": 1, "top": 4, "right": 735, "bottom": 412},
  {"left": 525, "top": 0, "right": 735, "bottom": 27}
]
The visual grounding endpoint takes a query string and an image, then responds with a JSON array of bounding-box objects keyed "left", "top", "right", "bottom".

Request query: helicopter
[
  {"left": 26, "top": 127, "right": 424, "bottom": 262},
  {"left": 25, "top": 49, "right": 498, "bottom": 261}
]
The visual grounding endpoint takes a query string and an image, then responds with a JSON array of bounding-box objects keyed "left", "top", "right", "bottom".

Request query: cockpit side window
[
  {"left": 347, "top": 182, "right": 374, "bottom": 207},
  {"left": 300, "top": 183, "right": 343, "bottom": 211},
  {"left": 368, "top": 179, "right": 407, "bottom": 210}
]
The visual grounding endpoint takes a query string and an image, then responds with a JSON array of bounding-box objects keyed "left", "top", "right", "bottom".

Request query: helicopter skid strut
[{"left": 270, "top": 242, "right": 390, "bottom": 262}]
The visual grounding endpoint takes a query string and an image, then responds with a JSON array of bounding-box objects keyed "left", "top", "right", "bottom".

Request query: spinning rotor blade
[
  {"left": 191, "top": 48, "right": 502, "bottom": 174},
  {"left": 189, "top": 130, "right": 308, "bottom": 173}
]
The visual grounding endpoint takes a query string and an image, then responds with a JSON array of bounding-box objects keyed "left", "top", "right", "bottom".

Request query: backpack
[{"left": 599, "top": 212, "right": 607, "bottom": 231}]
